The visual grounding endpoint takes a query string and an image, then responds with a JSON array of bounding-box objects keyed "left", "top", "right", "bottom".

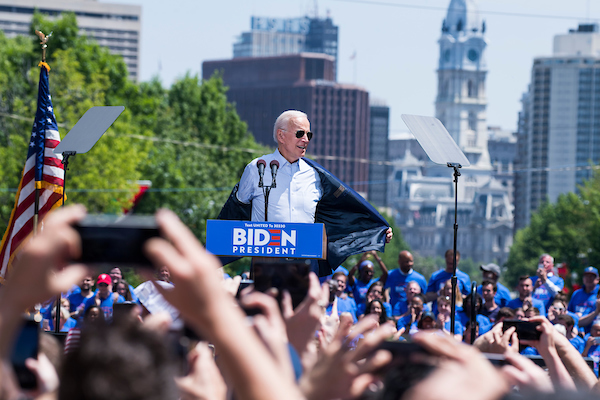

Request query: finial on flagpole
[{"left": 35, "top": 30, "right": 52, "bottom": 63}]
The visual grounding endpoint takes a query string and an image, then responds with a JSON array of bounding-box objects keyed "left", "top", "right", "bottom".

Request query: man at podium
[{"left": 218, "top": 110, "right": 392, "bottom": 276}]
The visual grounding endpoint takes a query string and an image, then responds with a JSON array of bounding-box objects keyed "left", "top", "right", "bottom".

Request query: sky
[{"left": 107, "top": 0, "right": 600, "bottom": 134}]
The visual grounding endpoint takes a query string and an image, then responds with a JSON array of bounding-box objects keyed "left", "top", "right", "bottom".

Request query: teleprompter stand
[
  {"left": 401, "top": 115, "right": 470, "bottom": 335},
  {"left": 51, "top": 106, "right": 124, "bottom": 333}
]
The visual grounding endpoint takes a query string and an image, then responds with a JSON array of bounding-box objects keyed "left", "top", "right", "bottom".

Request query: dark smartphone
[
  {"left": 328, "top": 280, "right": 338, "bottom": 303},
  {"left": 502, "top": 320, "right": 542, "bottom": 341},
  {"left": 10, "top": 319, "right": 39, "bottom": 390},
  {"left": 168, "top": 324, "right": 203, "bottom": 376},
  {"left": 252, "top": 259, "right": 311, "bottom": 309},
  {"left": 112, "top": 302, "right": 141, "bottom": 323},
  {"left": 484, "top": 353, "right": 510, "bottom": 367},
  {"left": 74, "top": 214, "right": 160, "bottom": 267},
  {"left": 375, "top": 341, "right": 436, "bottom": 399}
]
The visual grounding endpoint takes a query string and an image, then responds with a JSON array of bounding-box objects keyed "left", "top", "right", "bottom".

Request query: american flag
[{"left": 0, "top": 62, "right": 65, "bottom": 283}]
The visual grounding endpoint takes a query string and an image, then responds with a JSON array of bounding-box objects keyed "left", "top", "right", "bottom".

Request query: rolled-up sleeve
[{"left": 236, "top": 163, "right": 256, "bottom": 204}]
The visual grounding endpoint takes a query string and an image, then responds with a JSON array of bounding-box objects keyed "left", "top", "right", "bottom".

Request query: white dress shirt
[{"left": 236, "top": 149, "right": 322, "bottom": 223}]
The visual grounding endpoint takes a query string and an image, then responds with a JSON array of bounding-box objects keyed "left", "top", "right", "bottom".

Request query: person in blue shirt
[
  {"left": 356, "top": 281, "right": 392, "bottom": 318},
  {"left": 82, "top": 273, "right": 125, "bottom": 321},
  {"left": 554, "top": 314, "right": 585, "bottom": 353},
  {"left": 68, "top": 275, "right": 96, "bottom": 318},
  {"left": 326, "top": 271, "right": 358, "bottom": 322},
  {"left": 458, "top": 292, "right": 492, "bottom": 336},
  {"left": 396, "top": 293, "right": 426, "bottom": 336},
  {"left": 531, "top": 253, "right": 564, "bottom": 310},
  {"left": 583, "top": 321, "right": 600, "bottom": 375},
  {"left": 480, "top": 280, "right": 500, "bottom": 323},
  {"left": 385, "top": 250, "right": 427, "bottom": 317},
  {"left": 476, "top": 263, "right": 511, "bottom": 307},
  {"left": 506, "top": 276, "right": 546, "bottom": 316},
  {"left": 568, "top": 266, "right": 600, "bottom": 333},
  {"left": 425, "top": 249, "right": 471, "bottom": 303},
  {"left": 435, "top": 295, "right": 464, "bottom": 339},
  {"left": 347, "top": 251, "right": 388, "bottom": 306}
]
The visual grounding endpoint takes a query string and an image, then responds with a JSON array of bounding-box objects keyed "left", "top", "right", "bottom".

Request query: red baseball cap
[{"left": 97, "top": 274, "right": 112, "bottom": 285}]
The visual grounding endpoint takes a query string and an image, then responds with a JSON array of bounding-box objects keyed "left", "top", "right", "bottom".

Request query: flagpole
[{"left": 33, "top": 30, "right": 52, "bottom": 234}]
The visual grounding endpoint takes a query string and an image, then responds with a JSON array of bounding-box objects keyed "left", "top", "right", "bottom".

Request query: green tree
[{"left": 134, "top": 73, "right": 267, "bottom": 242}]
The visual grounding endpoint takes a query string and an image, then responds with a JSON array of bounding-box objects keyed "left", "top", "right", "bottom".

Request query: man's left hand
[{"left": 385, "top": 227, "right": 393, "bottom": 243}]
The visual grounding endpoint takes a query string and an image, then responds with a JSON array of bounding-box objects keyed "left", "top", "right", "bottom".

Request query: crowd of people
[{"left": 3, "top": 206, "right": 600, "bottom": 399}]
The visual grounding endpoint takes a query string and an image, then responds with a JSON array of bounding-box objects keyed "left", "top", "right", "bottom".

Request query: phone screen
[
  {"left": 502, "top": 320, "right": 542, "bottom": 341},
  {"left": 10, "top": 319, "right": 39, "bottom": 390},
  {"left": 75, "top": 215, "right": 160, "bottom": 267},
  {"left": 252, "top": 259, "right": 311, "bottom": 309}
]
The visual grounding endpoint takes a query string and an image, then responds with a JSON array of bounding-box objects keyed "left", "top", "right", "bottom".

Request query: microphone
[
  {"left": 257, "top": 159, "right": 266, "bottom": 187},
  {"left": 270, "top": 160, "right": 279, "bottom": 188}
]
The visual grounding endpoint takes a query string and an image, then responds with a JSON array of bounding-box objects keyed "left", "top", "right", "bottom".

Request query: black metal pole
[
  {"left": 470, "top": 281, "right": 477, "bottom": 344},
  {"left": 449, "top": 163, "right": 461, "bottom": 335}
]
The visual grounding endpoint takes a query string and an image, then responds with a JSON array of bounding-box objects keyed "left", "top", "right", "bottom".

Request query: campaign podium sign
[{"left": 206, "top": 220, "right": 326, "bottom": 259}]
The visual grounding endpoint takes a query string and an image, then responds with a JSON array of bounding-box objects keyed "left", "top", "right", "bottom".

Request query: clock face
[
  {"left": 468, "top": 49, "right": 479, "bottom": 62},
  {"left": 444, "top": 49, "right": 451, "bottom": 62}
]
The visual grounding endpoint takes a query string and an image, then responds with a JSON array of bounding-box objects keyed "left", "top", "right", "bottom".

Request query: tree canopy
[{"left": 505, "top": 171, "right": 600, "bottom": 289}]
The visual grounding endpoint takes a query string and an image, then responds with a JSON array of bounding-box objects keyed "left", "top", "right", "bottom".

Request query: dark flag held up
[{"left": 0, "top": 60, "right": 65, "bottom": 283}]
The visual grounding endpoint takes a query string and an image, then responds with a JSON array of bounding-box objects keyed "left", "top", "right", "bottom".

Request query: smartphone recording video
[
  {"left": 10, "top": 318, "right": 39, "bottom": 390},
  {"left": 251, "top": 259, "right": 311, "bottom": 309},
  {"left": 502, "top": 320, "right": 542, "bottom": 341},
  {"left": 75, "top": 214, "right": 160, "bottom": 268},
  {"left": 375, "top": 341, "right": 437, "bottom": 399}
]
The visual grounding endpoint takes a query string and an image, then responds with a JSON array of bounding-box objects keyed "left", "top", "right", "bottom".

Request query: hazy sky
[{"left": 107, "top": 0, "right": 599, "bottom": 134}]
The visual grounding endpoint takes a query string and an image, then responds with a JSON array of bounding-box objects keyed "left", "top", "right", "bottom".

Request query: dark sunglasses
[
  {"left": 98, "top": 283, "right": 109, "bottom": 287},
  {"left": 295, "top": 130, "right": 313, "bottom": 141}
]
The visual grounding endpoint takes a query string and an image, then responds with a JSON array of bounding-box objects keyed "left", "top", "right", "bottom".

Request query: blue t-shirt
[
  {"left": 586, "top": 341, "right": 600, "bottom": 375},
  {"left": 442, "top": 319, "right": 464, "bottom": 336},
  {"left": 83, "top": 293, "right": 125, "bottom": 320},
  {"left": 477, "top": 282, "right": 512, "bottom": 308},
  {"left": 458, "top": 313, "right": 492, "bottom": 335},
  {"left": 521, "top": 346, "right": 540, "bottom": 356},
  {"left": 427, "top": 269, "right": 471, "bottom": 297},
  {"left": 531, "top": 274, "right": 564, "bottom": 308},
  {"left": 68, "top": 292, "right": 95, "bottom": 313},
  {"left": 506, "top": 297, "right": 547, "bottom": 316},
  {"left": 350, "top": 278, "right": 379, "bottom": 306},
  {"left": 569, "top": 335, "right": 586, "bottom": 354},
  {"left": 568, "top": 286, "right": 599, "bottom": 324},
  {"left": 326, "top": 296, "right": 358, "bottom": 323},
  {"left": 385, "top": 269, "right": 427, "bottom": 313}
]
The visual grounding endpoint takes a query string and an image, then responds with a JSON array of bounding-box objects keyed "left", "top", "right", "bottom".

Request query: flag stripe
[{"left": 0, "top": 63, "right": 65, "bottom": 282}]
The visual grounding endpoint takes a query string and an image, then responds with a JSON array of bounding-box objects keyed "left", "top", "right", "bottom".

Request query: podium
[{"left": 206, "top": 219, "right": 327, "bottom": 308}]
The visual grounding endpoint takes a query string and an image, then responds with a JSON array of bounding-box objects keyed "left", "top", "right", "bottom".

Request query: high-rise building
[
  {"left": 233, "top": 16, "right": 339, "bottom": 80},
  {"left": 388, "top": 0, "right": 513, "bottom": 264},
  {"left": 514, "top": 23, "right": 600, "bottom": 230},
  {"left": 0, "top": 0, "right": 141, "bottom": 80},
  {"left": 202, "top": 53, "right": 370, "bottom": 195},
  {"left": 368, "top": 102, "right": 390, "bottom": 208}
]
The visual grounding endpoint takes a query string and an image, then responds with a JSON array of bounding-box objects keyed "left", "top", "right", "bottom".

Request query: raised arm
[
  {"left": 370, "top": 250, "right": 388, "bottom": 285},
  {"left": 146, "top": 209, "right": 303, "bottom": 400}
]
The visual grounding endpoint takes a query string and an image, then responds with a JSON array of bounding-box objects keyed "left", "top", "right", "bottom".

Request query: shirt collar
[
  {"left": 399, "top": 268, "right": 413, "bottom": 276},
  {"left": 274, "top": 149, "right": 308, "bottom": 172}
]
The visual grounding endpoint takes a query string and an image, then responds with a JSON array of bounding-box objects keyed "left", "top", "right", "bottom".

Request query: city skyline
[{"left": 106, "top": 0, "right": 597, "bottom": 136}]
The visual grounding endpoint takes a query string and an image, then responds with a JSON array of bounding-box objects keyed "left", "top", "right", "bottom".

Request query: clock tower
[{"left": 436, "top": 0, "right": 490, "bottom": 168}]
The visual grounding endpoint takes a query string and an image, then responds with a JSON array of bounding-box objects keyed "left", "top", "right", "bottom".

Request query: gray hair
[
  {"left": 273, "top": 110, "right": 307, "bottom": 143},
  {"left": 540, "top": 253, "right": 554, "bottom": 263}
]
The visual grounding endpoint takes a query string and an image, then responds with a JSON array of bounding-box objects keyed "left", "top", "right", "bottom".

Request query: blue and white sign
[{"left": 206, "top": 220, "right": 326, "bottom": 259}]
